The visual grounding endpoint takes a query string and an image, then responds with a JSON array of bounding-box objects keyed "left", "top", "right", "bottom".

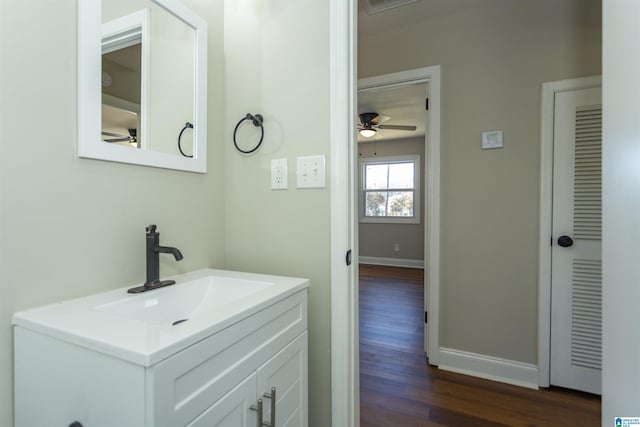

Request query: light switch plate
[
  {"left": 482, "top": 130, "right": 504, "bottom": 149},
  {"left": 296, "top": 155, "right": 326, "bottom": 188},
  {"left": 271, "top": 158, "right": 288, "bottom": 189}
]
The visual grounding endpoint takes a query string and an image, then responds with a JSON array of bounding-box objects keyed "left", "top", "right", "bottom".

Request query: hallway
[{"left": 359, "top": 264, "right": 600, "bottom": 426}]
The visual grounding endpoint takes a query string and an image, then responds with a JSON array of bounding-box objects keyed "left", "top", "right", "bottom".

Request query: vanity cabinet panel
[
  {"left": 187, "top": 373, "right": 258, "bottom": 427},
  {"left": 14, "top": 328, "right": 145, "bottom": 427},
  {"left": 149, "top": 290, "right": 307, "bottom": 426}
]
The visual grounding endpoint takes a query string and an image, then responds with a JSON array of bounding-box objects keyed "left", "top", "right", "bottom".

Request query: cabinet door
[
  {"left": 187, "top": 373, "right": 258, "bottom": 427},
  {"left": 149, "top": 291, "right": 307, "bottom": 426},
  {"left": 257, "top": 332, "right": 308, "bottom": 427}
]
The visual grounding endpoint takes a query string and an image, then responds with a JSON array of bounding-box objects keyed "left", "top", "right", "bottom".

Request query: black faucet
[{"left": 127, "top": 224, "right": 184, "bottom": 293}]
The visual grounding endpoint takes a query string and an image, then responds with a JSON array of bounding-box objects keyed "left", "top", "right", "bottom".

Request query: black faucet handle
[{"left": 146, "top": 224, "right": 157, "bottom": 234}]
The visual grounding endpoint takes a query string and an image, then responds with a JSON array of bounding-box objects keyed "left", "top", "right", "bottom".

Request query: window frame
[{"left": 359, "top": 155, "right": 421, "bottom": 224}]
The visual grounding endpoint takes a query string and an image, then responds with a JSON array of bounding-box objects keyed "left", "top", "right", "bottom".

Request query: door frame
[
  {"left": 358, "top": 67, "right": 441, "bottom": 362},
  {"left": 537, "top": 75, "right": 602, "bottom": 387},
  {"left": 328, "top": 0, "right": 441, "bottom": 420},
  {"left": 329, "top": 0, "right": 359, "bottom": 425}
]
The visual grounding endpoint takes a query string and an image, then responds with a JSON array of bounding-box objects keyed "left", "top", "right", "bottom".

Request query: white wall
[
  {"left": 0, "top": 1, "right": 225, "bottom": 425},
  {"left": 359, "top": 0, "right": 602, "bottom": 365},
  {"left": 602, "top": 0, "right": 640, "bottom": 420},
  {"left": 223, "top": 1, "right": 331, "bottom": 425}
]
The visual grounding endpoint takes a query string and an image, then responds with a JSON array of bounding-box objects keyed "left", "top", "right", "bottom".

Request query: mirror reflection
[
  {"left": 102, "top": 0, "right": 195, "bottom": 156},
  {"left": 77, "top": 0, "right": 207, "bottom": 173},
  {"left": 102, "top": 43, "right": 141, "bottom": 148}
]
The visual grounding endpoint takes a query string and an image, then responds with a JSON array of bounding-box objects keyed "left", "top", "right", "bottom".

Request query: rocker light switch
[{"left": 296, "top": 155, "right": 326, "bottom": 188}]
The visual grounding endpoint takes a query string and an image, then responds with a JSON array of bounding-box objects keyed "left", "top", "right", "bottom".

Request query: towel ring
[
  {"left": 233, "top": 113, "right": 264, "bottom": 154},
  {"left": 178, "top": 122, "right": 194, "bottom": 158}
]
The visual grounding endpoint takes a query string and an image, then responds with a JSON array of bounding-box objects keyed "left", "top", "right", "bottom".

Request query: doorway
[
  {"left": 357, "top": 67, "right": 442, "bottom": 365},
  {"left": 356, "top": 81, "right": 428, "bottom": 358},
  {"left": 538, "top": 76, "right": 602, "bottom": 392}
]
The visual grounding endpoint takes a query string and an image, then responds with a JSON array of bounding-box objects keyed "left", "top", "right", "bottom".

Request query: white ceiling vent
[{"left": 362, "top": 0, "right": 421, "bottom": 15}]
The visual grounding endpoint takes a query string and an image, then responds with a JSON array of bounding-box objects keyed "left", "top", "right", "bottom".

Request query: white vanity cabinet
[
  {"left": 14, "top": 283, "right": 308, "bottom": 427},
  {"left": 187, "top": 332, "right": 307, "bottom": 427}
]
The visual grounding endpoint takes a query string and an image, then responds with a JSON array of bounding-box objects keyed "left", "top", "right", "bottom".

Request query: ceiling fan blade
[
  {"left": 102, "top": 131, "right": 127, "bottom": 138},
  {"left": 372, "top": 114, "right": 390, "bottom": 125},
  {"left": 378, "top": 124, "right": 417, "bottom": 131},
  {"left": 104, "top": 137, "right": 131, "bottom": 143}
]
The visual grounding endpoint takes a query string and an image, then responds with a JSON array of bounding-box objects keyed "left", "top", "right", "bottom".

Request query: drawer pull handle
[
  {"left": 263, "top": 387, "right": 277, "bottom": 427},
  {"left": 250, "top": 398, "right": 263, "bottom": 427}
]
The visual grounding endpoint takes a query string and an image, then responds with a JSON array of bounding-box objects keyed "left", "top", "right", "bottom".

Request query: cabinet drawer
[{"left": 149, "top": 290, "right": 307, "bottom": 426}]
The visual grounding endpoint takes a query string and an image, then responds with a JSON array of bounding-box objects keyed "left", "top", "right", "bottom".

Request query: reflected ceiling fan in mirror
[
  {"left": 102, "top": 128, "right": 138, "bottom": 145},
  {"left": 357, "top": 112, "right": 417, "bottom": 138}
]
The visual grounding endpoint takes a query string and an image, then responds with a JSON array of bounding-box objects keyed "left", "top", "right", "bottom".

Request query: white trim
[
  {"left": 77, "top": 0, "right": 208, "bottom": 173},
  {"left": 359, "top": 155, "right": 421, "bottom": 224},
  {"left": 358, "top": 257, "right": 424, "bottom": 269},
  {"left": 439, "top": 347, "right": 539, "bottom": 390},
  {"left": 356, "top": 67, "right": 441, "bottom": 366},
  {"left": 359, "top": 68, "right": 432, "bottom": 90},
  {"left": 538, "top": 75, "right": 602, "bottom": 388},
  {"left": 101, "top": 8, "right": 148, "bottom": 54},
  {"left": 330, "top": 0, "right": 358, "bottom": 426}
]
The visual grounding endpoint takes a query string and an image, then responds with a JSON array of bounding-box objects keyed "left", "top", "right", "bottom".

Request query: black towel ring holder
[
  {"left": 178, "top": 122, "right": 194, "bottom": 158},
  {"left": 233, "top": 113, "right": 264, "bottom": 154}
]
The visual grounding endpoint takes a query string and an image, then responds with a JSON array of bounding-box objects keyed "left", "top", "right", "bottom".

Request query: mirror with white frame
[{"left": 78, "top": 0, "right": 207, "bottom": 173}]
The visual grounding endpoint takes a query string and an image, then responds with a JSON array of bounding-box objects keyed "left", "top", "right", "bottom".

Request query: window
[{"left": 360, "top": 155, "right": 420, "bottom": 224}]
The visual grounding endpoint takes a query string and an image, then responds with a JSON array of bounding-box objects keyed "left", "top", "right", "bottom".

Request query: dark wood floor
[{"left": 359, "top": 264, "right": 601, "bottom": 427}]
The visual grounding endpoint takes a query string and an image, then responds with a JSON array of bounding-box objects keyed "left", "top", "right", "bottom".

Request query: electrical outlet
[
  {"left": 393, "top": 243, "right": 400, "bottom": 252},
  {"left": 271, "top": 158, "right": 288, "bottom": 190},
  {"left": 296, "top": 155, "right": 326, "bottom": 188}
]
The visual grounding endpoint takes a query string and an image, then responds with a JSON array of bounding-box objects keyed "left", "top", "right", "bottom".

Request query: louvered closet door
[{"left": 550, "top": 87, "right": 602, "bottom": 395}]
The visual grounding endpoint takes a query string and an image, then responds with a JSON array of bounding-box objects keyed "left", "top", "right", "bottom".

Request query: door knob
[{"left": 557, "top": 235, "right": 574, "bottom": 247}]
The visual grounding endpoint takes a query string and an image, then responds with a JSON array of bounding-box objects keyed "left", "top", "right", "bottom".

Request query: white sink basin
[
  {"left": 13, "top": 269, "right": 308, "bottom": 366},
  {"left": 94, "top": 276, "right": 272, "bottom": 325}
]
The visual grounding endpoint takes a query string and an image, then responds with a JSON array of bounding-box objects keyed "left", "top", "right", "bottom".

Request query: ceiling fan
[
  {"left": 102, "top": 128, "right": 137, "bottom": 144},
  {"left": 357, "top": 112, "right": 417, "bottom": 138}
]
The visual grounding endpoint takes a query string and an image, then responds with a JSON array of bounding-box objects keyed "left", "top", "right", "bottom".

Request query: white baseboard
[
  {"left": 438, "top": 347, "right": 539, "bottom": 390},
  {"left": 358, "top": 256, "right": 424, "bottom": 269}
]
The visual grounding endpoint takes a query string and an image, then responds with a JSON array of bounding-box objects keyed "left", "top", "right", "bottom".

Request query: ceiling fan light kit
[{"left": 359, "top": 128, "right": 377, "bottom": 138}]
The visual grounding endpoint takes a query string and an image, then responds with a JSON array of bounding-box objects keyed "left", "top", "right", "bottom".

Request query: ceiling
[
  {"left": 357, "top": 82, "right": 427, "bottom": 143},
  {"left": 358, "top": 0, "right": 481, "bottom": 38}
]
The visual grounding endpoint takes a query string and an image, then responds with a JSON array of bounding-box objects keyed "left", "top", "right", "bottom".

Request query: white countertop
[{"left": 13, "top": 269, "right": 309, "bottom": 367}]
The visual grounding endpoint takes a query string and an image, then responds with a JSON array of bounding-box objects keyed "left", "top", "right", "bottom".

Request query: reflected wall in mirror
[
  {"left": 101, "top": 9, "right": 147, "bottom": 150},
  {"left": 78, "top": 0, "right": 207, "bottom": 173}
]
